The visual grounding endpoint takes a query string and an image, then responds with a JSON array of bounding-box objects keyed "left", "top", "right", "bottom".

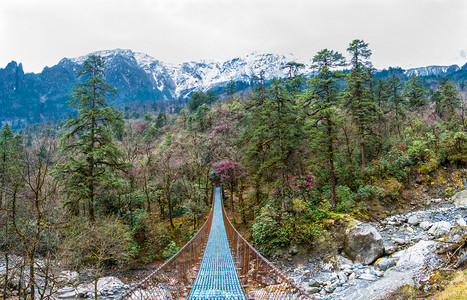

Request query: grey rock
[
  {"left": 57, "top": 270, "right": 80, "bottom": 286},
  {"left": 328, "top": 273, "right": 338, "bottom": 281},
  {"left": 457, "top": 218, "right": 466, "bottom": 227},
  {"left": 428, "top": 221, "right": 452, "bottom": 238},
  {"left": 358, "top": 273, "right": 378, "bottom": 281},
  {"left": 452, "top": 190, "right": 467, "bottom": 207},
  {"left": 306, "top": 286, "right": 320, "bottom": 294},
  {"left": 76, "top": 276, "right": 124, "bottom": 298},
  {"left": 348, "top": 273, "right": 356, "bottom": 280},
  {"left": 55, "top": 287, "right": 77, "bottom": 299},
  {"left": 335, "top": 286, "right": 345, "bottom": 293},
  {"left": 374, "top": 257, "right": 397, "bottom": 271},
  {"left": 352, "top": 263, "right": 364, "bottom": 269},
  {"left": 344, "top": 222, "right": 384, "bottom": 265},
  {"left": 340, "top": 264, "right": 352, "bottom": 270},
  {"left": 407, "top": 215, "right": 419, "bottom": 226},
  {"left": 396, "top": 240, "right": 440, "bottom": 270},
  {"left": 321, "top": 254, "right": 352, "bottom": 272},
  {"left": 384, "top": 244, "right": 397, "bottom": 254},
  {"left": 419, "top": 221, "right": 432, "bottom": 230},
  {"left": 393, "top": 238, "right": 406, "bottom": 245},
  {"left": 308, "top": 279, "right": 320, "bottom": 287},
  {"left": 324, "top": 284, "right": 336, "bottom": 293},
  {"left": 342, "top": 268, "right": 353, "bottom": 275},
  {"left": 338, "top": 272, "right": 347, "bottom": 284}
]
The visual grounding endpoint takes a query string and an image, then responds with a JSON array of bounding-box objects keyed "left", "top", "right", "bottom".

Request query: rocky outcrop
[
  {"left": 344, "top": 222, "right": 384, "bottom": 265},
  {"left": 54, "top": 276, "right": 127, "bottom": 299},
  {"left": 291, "top": 200, "right": 467, "bottom": 299},
  {"left": 395, "top": 240, "right": 441, "bottom": 270},
  {"left": 452, "top": 190, "right": 467, "bottom": 207},
  {"left": 428, "top": 221, "right": 452, "bottom": 238}
]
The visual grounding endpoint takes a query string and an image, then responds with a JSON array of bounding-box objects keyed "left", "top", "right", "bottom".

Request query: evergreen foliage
[{"left": 55, "top": 55, "right": 126, "bottom": 221}]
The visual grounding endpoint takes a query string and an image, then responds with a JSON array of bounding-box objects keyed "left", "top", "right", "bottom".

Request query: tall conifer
[{"left": 56, "top": 55, "right": 125, "bottom": 221}]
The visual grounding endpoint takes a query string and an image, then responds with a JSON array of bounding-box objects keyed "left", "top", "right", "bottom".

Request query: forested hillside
[{"left": 1, "top": 40, "right": 466, "bottom": 297}]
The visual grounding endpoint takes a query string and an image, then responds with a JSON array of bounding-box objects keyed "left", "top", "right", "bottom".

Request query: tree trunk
[
  {"left": 237, "top": 182, "right": 246, "bottom": 225},
  {"left": 361, "top": 139, "right": 366, "bottom": 170},
  {"left": 327, "top": 117, "right": 337, "bottom": 208},
  {"left": 167, "top": 192, "right": 174, "bottom": 229},
  {"left": 230, "top": 183, "right": 234, "bottom": 210},
  {"left": 29, "top": 255, "right": 35, "bottom": 300}
]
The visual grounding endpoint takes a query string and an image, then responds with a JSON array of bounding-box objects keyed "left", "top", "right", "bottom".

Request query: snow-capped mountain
[
  {"left": 405, "top": 65, "right": 461, "bottom": 77},
  {"left": 68, "top": 49, "right": 314, "bottom": 99},
  {"left": 1, "top": 48, "right": 466, "bottom": 126}
]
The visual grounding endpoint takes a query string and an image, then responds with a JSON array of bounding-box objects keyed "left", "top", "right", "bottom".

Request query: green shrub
[
  {"left": 295, "top": 222, "right": 330, "bottom": 245},
  {"left": 162, "top": 241, "right": 180, "bottom": 259},
  {"left": 251, "top": 205, "right": 292, "bottom": 254},
  {"left": 335, "top": 185, "right": 355, "bottom": 213},
  {"left": 355, "top": 184, "right": 384, "bottom": 202}
]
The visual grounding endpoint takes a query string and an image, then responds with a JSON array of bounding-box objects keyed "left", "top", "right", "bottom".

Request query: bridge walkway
[{"left": 188, "top": 187, "right": 245, "bottom": 299}]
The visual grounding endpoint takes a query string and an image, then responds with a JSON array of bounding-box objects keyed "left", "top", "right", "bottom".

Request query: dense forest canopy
[{"left": 1, "top": 40, "right": 467, "bottom": 296}]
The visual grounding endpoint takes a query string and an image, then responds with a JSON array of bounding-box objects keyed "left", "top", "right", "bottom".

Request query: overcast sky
[{"left": 1, "top": 0, "right": 466, "bottom": 73}]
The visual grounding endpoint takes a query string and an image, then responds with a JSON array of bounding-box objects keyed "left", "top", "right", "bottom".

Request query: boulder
[
  {"left": 55, "top": 286, "right": 77, "bottom": 299},
  {"left": 374, "top": 257, "right": 397, "bottom": 271},
  {"left": 306, "top": 286, "right": 319, "bottom": 294},
  {"left": 452, "top": 190, "right": 467, "bottom": 207},
  {"left": 344, "top": 221, "right": 384, "bottom": 265},
  {"left": 321, "top": 255, "right": 352, "bottom": 271},
  {"left": 57, "top": 271, "right": 80, "bottom": 286},
  {"left": 457, "top": 218, "right": 466, "bottom": 227},
  {"left": 359, "top": 273, "right": 377, "bottom": 281},
  {"left": 307, "top": 279, "right": 320, "bottom": 287},
  {"left": 407, "top": 215, "right": 419, "bottom": 226},
  {"left": 396, "top": 240, "right": 441, "bottom": 270},
  {"left": 419, "top": 221, "right": 432, "bottom": 231},
  {"left": 428, "top": 221, "right": 452, "bottom": 238},
  {"left": 76, "top": 276, "right": 124, "bottom": 297}
]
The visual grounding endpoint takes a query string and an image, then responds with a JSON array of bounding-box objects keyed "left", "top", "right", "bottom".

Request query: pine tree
[
  {"left": 344, "top": 40, "right": 381, "bottom": 170},
  {"left": 56, "top": 55, "right": 126, "bottom": 221},
  {"left": 244, "top": 78, "right": 303, "bottom": 209},
  {"left": 306, "top": 49, "right": 346, "bottom": 207},
  {"left": 0, "top": 123, "right": 22, "bottom": 208},
  {"left": 438, "top": 79, "right": 461, "bottom": 128},
  {"left": 387, "top": 73, "right": 405, "bottom": 137},
  {"left": 403, "top": 73, "right": 428, "bottom": 110}
]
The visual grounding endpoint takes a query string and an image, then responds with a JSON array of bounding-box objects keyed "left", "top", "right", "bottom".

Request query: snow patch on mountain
[
  {"left": 405, "top": 65, "right": 460, "bottom": 77},
  {"left": 66, "top": 49, "right": 315, "bottom": 99}
]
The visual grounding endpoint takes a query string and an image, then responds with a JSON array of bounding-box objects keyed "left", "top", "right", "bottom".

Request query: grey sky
[{"left": 1, "top": 0, "right": 466, "bottom": 73}]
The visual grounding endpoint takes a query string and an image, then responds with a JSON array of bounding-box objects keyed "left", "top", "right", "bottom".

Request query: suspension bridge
[{"left": 117, "top": 188, "right": 313, "bottom": 299}]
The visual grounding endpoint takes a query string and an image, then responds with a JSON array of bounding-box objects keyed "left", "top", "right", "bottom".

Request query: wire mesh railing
[
  {"left": 118, "top": 187, "right": 314, "bottom": 300},
  {"left": 117, "top": 201, "right": 214, "bottom": 300},
  {"left": 221, "top": 190, "right": 314, "bottom": 300}
]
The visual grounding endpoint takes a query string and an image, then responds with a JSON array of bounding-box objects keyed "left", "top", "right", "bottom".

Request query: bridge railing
[
  {"left": 117, "top": 200, "right": 214, "bottom": 300},
  {"left": 221, "top": 192, "right": 314, "bottom": 300}
]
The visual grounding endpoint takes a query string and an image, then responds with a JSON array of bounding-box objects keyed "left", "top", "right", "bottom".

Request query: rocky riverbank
[
  {"left": 2, "top": 191, "right": 466, "bottom": 299},
  {"left": 288, "top": 190, "right": 467, "bottom": 299}
]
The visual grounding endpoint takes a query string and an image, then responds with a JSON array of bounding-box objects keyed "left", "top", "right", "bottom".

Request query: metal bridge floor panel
[{"left": 188, "top": 188, "right": 245, "bottom": 300}]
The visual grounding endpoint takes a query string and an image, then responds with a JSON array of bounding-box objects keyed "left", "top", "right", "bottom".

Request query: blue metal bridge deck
[{"left": 188, "top": 188, "right": 245, "bottom": 300}]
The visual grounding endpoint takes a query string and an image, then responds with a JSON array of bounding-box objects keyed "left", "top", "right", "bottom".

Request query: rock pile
[{"left": 291, "top": 191, "right": 467, "bottom": 299}]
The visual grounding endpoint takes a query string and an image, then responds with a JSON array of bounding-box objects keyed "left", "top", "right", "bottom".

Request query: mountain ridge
[{"left": 1, "top": 49, "right": 467, "bottom": 127}]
